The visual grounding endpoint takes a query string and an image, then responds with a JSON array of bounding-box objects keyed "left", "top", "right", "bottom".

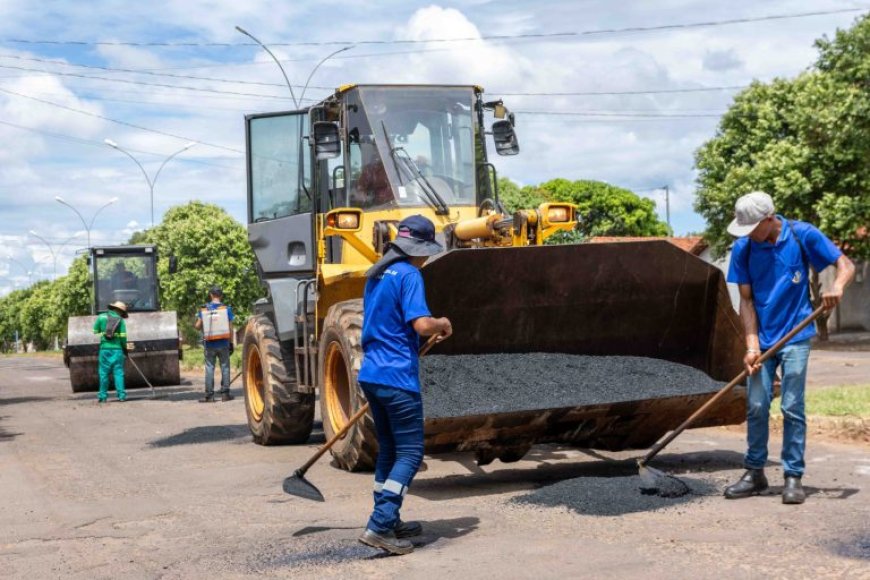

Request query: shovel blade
[
  {"left": 637, "top": 462, "right": 691, "bottom": 498},
  {"left": 282, "top": 471, "right": 325, "bottom": 502}
]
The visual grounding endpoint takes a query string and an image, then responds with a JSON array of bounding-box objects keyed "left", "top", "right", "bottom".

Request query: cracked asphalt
[{"left": 0, "top": 352, "right": 868, "bottom": 579}]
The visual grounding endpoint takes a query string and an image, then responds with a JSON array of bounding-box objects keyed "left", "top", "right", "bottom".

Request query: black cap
[{"left": 209, "top": 285, "right": 223, "bottom": 298}]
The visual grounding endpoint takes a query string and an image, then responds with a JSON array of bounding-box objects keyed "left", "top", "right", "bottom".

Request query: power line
[
  {"left": 0, "top": 118, "right": 241, "bottom": 170},
  {"left": 0, "top": 63, "right": 296, "bottom": 101},
  {"left": 499, "top": 85, "right": 749, "bottom": 96},
  {"left": 0, "top": 85, "right": 244, "bottom": 154},
  {"left": 2, "top": 8, "right": 864, "bottom": 47}
]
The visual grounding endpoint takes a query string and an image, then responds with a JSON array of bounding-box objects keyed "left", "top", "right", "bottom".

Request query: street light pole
[
  {"left": 28, "top": 231, "right": 82, "bottom": 279},
  {"left": 104, "top": 140, "right": 195, "bottom": 228},
  {"left": 235, "top": 26, "right": 299, "bottom": 108},
  {"left": 55, "top": 196, "right": 118, "bottom": 249},
  {"left": 6, "top": 256, "right": 33, "bottom": 284}
]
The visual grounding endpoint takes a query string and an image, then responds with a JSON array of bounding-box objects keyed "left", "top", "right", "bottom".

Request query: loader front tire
[
  {"left": 243, "top": 315, "right": 313, "bottom": 445},
  {"left": 319, "top": 299, "right": 377, "bottom": 471}
]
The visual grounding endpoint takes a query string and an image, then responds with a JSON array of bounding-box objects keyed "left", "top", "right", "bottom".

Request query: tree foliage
[
  {"left": 497, "top": 177, "right": 668, "bottom": 240},
  {"left": 695, "top": 14, "right": 870, "bottom": 258},
  {"left": 0, "top": 202, "right": 262, "bottom": 350},
  {"left": 134, "top": 201, "right": 262, "bottom": 343}
]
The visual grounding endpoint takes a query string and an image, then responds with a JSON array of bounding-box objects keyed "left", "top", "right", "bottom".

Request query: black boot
[
  {"left": 394, "top": 519, "right": 422, "bottom": 538},
  {"left": 359, "top": 529, "right": 414, "bottom": 555},
  {"left": 724, "top": 468, "right": 768, "bottom": 499},
  {"left": 199, "top": 395, "right": 215, "bottom": 403},
  {"left": 782, "top": 476, "right": 806, "bottom": 505}
]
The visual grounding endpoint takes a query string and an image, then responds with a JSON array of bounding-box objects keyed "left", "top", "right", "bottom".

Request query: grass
[
  {"left": 181, "top": 345, "right": 242, "bottom": 373},
  {"left": 772, "top": 384, "right": 870, "bottom": 418}
]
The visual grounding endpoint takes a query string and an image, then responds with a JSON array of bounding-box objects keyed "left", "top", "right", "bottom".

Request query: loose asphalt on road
[{"left": 0, "top": 353, "right": 868, "bottom": 579}]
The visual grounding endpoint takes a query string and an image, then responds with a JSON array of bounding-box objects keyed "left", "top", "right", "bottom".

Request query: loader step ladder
[{"left": 294, "top": 279, "right": 317, "bottom": 393}]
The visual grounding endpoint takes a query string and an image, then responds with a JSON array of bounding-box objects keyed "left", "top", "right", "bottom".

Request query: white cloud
[{"left": 0, "top": 0, "right": 864, "bottom": 295}]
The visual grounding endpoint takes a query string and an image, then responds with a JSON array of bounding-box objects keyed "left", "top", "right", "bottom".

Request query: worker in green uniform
[{"left": 93, "top": 300, "right": 129, "bottom": 403}]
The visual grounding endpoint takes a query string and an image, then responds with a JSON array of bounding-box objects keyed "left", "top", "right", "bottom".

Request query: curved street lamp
[
  {"left": 27, "top": 230, "right": 82, "bottom": 279},
  {"left": 104, "top": 140, "right": 196, "bottom": 228},
  {"left": 235, "top": 26, "right": 353, "bottom": 107},
  {"left": 55, "top": 196, "right": 118, "bottom": 249}
]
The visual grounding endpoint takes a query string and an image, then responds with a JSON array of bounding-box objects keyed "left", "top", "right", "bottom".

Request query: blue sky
[{"left": 0, "top": 0, "right": 866, "bottom": 294}]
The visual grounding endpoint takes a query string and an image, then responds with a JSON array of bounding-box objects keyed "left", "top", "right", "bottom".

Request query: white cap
[{"left": 727, "top": 191, "right": 775, "bottom": 237}]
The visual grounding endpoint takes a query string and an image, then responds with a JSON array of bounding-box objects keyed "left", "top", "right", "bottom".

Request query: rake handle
[
  {"left": 638, "top": 305, "right": 825, "bottom": 467},
  {"left": 295, "top": 334, "right": 441, "bottom": 477}
]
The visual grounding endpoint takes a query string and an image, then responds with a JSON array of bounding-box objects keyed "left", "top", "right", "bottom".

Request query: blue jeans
[
  {"left": 360, "top": 381, "right": 424, "bottom": 534},
  {"left": 204, "top": 346, "right": 231, "bottom": 396},
  {"left": 745, "top": 339, "right": 811, "bottom": 478}
]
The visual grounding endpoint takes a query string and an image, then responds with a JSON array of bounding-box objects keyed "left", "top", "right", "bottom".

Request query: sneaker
[
  {"left": 97, "top": 399, "right": 107, "bottom": 404},
  {"left": 221, "top": 393, "right": 234, "bottom": 402},
  {"left": 358, "top": 529, "right": 414, "bottom": 555},
  {"left": 395, "top": 520, "right": 422, "bottom": 538},
  {"left": 117, "top": 398, "right": 127, "bottom": 403},
  {"left": 199, "top": 395, "right": 215, "bottom": 403}
]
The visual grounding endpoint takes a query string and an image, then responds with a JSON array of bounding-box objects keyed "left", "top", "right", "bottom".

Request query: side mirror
[
  {"left": 168, "top": 255, "right": 178, "bottom": 274},
  {"left": 313, "top": 121, "right": 341, "bottom": 160},
  {"left": 492, "top": 120, "right": 519, "bottom": 156}
]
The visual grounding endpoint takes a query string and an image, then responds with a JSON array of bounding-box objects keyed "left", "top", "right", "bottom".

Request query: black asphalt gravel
[
  {"left": 420, "top": 353, "right": 724, "bottom": 419},
  {"left": 511, "top": 474, "right": 717, "bottom": 516}
]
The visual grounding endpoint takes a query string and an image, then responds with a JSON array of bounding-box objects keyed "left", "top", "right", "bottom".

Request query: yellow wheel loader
[
  {"left": 64, "top": 245, "right": 182, "bottom": 392},
  {"left": 242, "top": 84, "right": 746, "bottom": 470}
]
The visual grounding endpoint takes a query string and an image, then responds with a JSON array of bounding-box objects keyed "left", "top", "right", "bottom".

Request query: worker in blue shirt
[
  {"left": 724, "top": 192, "right": 854, "bottom": 504},
  {"left": 356, "top": 215, "right": 452, "bottom": 555},
  {"left": 195, "top": 286, "right": 235, "bottom": 403}
]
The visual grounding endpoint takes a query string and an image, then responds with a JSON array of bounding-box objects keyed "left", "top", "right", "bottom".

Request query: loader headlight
[
  {"left": 541, "top": 204, "right": 573, "bottom": 225},
  {"left": 325, "top": 209, "right": 362, "bottom": 231}
]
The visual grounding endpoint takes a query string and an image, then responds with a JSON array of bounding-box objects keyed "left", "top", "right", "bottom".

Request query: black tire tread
[
  {"left": 244, "top": 315, "right": 314, "bottom": 445},
  {"left": 319, "top": 299, "right": 377, "bottom": 471}
]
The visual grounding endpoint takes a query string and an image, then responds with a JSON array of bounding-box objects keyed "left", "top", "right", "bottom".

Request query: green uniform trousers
[{"left": 98, "top": 348, "right": 126, "bottom": 402}]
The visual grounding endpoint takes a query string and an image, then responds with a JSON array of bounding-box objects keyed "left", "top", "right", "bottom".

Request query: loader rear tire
[
  {"left": 319, "top": 299, "right": 377, "bottom": 471},
  {"left": 243, "top": 315, "right": 314, "bottom": 445}
]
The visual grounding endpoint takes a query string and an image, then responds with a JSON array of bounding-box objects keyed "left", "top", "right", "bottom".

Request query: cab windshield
[
  {"left": 346, "top": 86, "right": 477, "bottom": 210},
  {"left": 94, "top": 254, "right": 159, "bottom": 313}
]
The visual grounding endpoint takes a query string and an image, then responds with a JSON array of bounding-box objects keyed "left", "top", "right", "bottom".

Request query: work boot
[
  {"left": 394, "top": 519, "right": 422, "bottom": 539},
  {"left": 221, "top": 393, "right": 234, "bottom": 402},
  {"left": 199, "top": 395, "right": 215, "bottom": 403},
  {"left": 782, "top": 476, "right": 806, "bottom": 505},
  {"left": 358, "top": 529, "right": 414, "bottom": 555},
  {"left": 724, "top": 468, "right": 768, "bottom": 499}
]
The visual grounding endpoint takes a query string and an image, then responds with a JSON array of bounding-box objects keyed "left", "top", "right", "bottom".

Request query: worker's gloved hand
[{"left": 228, "top": 343, "right": 235, "bottom": 355}]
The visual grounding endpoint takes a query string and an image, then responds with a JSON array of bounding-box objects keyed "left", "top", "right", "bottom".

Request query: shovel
[
  {"left": 282, "top": 334, "right": 442, "bottom": 501},
  {"left": 637, "top": 305, "right": 825, "bottom": 496}
]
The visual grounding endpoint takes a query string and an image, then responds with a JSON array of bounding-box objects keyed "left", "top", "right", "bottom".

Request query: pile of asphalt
[
  {"left": 511, "top": 474, "right": 717, "bottom": 516},
  {"left": 420, "top": 353, "right": 723, "bottom": 419}
]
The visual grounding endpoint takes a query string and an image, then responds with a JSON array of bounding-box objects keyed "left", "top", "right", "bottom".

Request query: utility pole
[{"left": 662, "top": 185, "right": 671, "bottom": 235}]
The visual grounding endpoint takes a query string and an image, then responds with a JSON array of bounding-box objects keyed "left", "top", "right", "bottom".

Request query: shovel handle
[
  {"left": 639, "top": 305, "right": 825, "bottom": 467},
  {"left": 295, "top": 334, "right": 441, "bottom": 477}
]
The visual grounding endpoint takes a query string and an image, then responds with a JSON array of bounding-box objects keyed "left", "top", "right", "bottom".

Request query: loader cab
[{"left": 91, "top": 246, "right": 159, "bottom": 314}]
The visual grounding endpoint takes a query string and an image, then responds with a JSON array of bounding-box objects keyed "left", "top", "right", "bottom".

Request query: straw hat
[{"left": 107, "top": 301, "right": 129, "bottom": 318}]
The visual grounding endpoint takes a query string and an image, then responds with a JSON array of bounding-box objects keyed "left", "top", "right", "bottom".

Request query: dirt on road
[{"left": 0, "top": 354, "right": 868, "bottom": 579}]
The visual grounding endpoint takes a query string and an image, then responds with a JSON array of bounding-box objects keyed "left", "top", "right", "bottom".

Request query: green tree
[
  {"left": 133, "top": 201, "right": 262, "bottom": 343},
  {"left": 695, "top": 14, "right": 870, "bottom": 259},
  {"left": 19, "top": 280, "right": 54, "bottom": 350},
  {"left": 496, "top": 177, "right": 548, "bottom": 213},
  {"left": 538, "top": 178, "right": 669, "bottom": 237}
]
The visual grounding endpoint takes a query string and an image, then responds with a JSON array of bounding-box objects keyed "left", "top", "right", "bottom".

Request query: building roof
[{"left": 588, "top": 236, "right": 707, "bottom": 256}]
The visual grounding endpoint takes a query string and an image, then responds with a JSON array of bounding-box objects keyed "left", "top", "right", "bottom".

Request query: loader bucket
[
  {"left": 418, "top": 241, "right": 746, "bottom": 461},
  {"left": 65, "top": 311, "right": 181, "bottom": 393}
]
